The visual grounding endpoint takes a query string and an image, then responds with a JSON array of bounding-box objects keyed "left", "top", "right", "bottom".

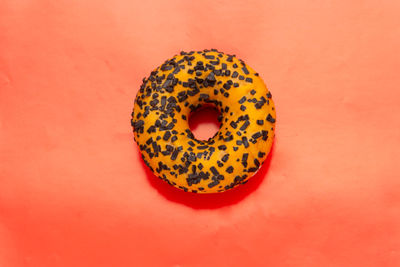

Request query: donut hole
[{"left": 189, "top": 105, "right": 222, "bottom": 141}]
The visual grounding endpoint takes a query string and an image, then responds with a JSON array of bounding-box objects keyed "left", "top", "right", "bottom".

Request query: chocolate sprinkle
[{"left": 266, "top": 114, "right": 276, "bottom": 123}]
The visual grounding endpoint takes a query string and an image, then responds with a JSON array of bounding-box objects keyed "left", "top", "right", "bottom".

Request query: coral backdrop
[{"left": 1, "top": 1, "right": 399, "bottom": 266}]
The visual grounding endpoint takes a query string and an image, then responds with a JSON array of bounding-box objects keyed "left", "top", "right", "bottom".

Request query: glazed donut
[{"left": 131, "top": 49, "right": 275, "bottom": 193}]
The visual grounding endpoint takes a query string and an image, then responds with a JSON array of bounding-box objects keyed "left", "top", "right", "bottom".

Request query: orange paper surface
[{"left": 1, "top": 1, "right": 400, "bottom": 266}]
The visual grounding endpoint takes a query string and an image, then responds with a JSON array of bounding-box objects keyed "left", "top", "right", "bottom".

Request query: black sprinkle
[
  {"left": 163, "top": 131, "right": 171, "bottom": 141},
  {"left": 242, "top": 136, "right": 249, "bottom": 148},
  {"left": 252, "top": 132, "right": 262, "bottom": 139},
  {"left": 266, "top": 114, "right": 276, "bottom": 123},
  {"left": 133, "top": 120, "right": 144, "bottom": 131},
  {"left": 218, "top": 145, "right": 227, "bottom": 150},
  {"left": 188, "top": 153, "right": 196, "bottom": 162},
  {"left": 241, "top": 153, "right": 248, "bottom": 167},
  {"left": 240, "top": 120, "right": 250, "bottom": 131},
  {"left": 146, "top": 137, "right": 153, "bottom": 145},
  {"left": 170, "top": 149, "right": 179, "bottom": 161},
  {"left": 210, "top": 166, "right": 219, "bottom": 175},
  {"left": 147, "top": 125, "right": 156, "bottom": 133},
  {"left": 255, "top": 101, "right": 264, "bottom": 109},
  {"left": 226, "top": 166, "right": 234, "bottom": 173},
  {"left": 208, "top": 180, "right": 219, "bottom": 188},
  {"left": 262, "top": 130, "right": 268, "bottom": 141},
  {"left": 205, "top": 72, "right": 216, "bottom": 83},
  {"left": 199, "top": 93, "right": 209, "bottom": 100}
]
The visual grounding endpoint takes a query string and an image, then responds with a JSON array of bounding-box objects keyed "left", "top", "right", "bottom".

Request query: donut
[{"left": 131, "top": 49, "right": 276, "bottom": 193}]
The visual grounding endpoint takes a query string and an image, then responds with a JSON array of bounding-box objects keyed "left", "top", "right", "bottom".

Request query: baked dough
[{"left": 132, "top": 49, "right": 275, "bottom": 193}]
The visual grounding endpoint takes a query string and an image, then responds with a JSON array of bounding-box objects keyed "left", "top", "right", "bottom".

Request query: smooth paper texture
[{"left": 1, "top": 0, "right": 400, "bottom": 266}]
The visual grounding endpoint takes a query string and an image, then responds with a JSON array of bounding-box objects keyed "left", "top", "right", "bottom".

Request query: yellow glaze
[{"left": 132, "top": 49, "right": 275, "bottom": 193}]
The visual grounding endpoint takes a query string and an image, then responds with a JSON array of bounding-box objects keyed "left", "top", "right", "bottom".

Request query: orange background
[{"left": 1, "top": 1, "right": 400, "bottom": 266}]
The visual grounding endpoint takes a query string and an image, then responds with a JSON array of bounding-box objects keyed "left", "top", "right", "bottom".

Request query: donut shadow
[{"left": 139, "top": 142, "right": 275, "bottom": 210}]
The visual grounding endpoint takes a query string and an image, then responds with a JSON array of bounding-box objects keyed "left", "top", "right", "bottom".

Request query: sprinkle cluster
[{"left": 132, "top": 49, "right": 276, "bottom": 193}]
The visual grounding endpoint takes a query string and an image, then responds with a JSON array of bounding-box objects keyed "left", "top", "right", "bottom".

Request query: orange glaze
[{"left": 132, "top": 49, "right": 275, "bottom": 193}]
